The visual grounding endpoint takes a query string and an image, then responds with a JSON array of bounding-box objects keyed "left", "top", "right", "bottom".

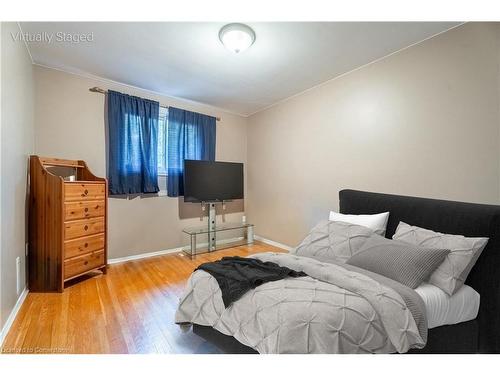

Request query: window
[
  {"left": 158, "top": 106, "right": 168, "bottom": 175},
  {"left": 156, "top": 106, "right": 216, "bottom": 196},
  {"left": 157, "top": 107, "right": 168, "bottom": 195}
]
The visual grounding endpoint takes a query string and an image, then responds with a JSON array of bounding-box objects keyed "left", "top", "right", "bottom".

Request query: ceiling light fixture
[{"left": 219, "top": 23, "right": 256, "bottom": 53}]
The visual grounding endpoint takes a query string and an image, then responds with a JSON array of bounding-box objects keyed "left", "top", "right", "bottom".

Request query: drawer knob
[
  {"left": 84, "top": 243, "right": 88, "bottom": 248},
  {"left": 95, "top": 205, "right": 99, "bottom": 209},
  {"left": 84, "top": 261, "right": 89, "bottom": 265},
  {"left": 84, "top": 225, "right": 89, "bottom": 231},
  {"left": 84, "top": 189, "right": 88, "bottom": 195},
  {"left": 84, "top": 208, "right": 89, "bottom": 212}
]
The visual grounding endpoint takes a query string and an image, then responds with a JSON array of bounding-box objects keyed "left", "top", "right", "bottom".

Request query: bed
[{"left": 177, "top": 189, "right": 500, "bottom": 353}]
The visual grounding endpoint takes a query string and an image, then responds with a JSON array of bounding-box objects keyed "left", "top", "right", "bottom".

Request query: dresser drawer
[
  {"left": 64, "top": 250, "right": 105, "bottom": 280},
  {"left": 64, "top": 200, "right": 105, "bottom": 221},
  {"left": 64, "top": 217, "right": 105, "bottom": 240},
  {"left": 64, "top": 233, "right": 105, "bottom": 259},
  {"left": 65, "top": 183, "right": 105, "bottom": 202}
]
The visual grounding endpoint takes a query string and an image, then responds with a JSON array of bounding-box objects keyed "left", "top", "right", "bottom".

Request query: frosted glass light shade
[{"left": 219, "top": 23, "right": 256, "bottom": 53}]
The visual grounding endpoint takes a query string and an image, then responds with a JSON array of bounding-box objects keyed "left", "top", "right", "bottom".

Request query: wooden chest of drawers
[{"left": 29, "top": 156, "right": 108, "bottom": 292}]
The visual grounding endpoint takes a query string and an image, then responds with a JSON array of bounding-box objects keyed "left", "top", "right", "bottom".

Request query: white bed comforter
[{"left": 175, "top": 253, "right": 426, "bottom": 354}]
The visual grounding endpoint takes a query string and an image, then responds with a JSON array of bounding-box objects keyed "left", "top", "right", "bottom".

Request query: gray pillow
[
  {"left": 291, "top": 220, "right": 376, "bottom": 263},
  {"left": 346, "top": 235, "right": 450, "bottom": 289},
  {"left": 393, "top": 222, "right": 489, "bottom": 295}
]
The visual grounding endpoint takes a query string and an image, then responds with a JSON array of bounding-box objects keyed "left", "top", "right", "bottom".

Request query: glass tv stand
[{"left": 182, "top": 221, "right": 254, "bottom": 258}]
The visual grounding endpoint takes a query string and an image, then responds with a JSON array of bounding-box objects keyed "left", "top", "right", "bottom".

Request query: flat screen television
[{"left": 183, "top": 160, "right": 244, "bottom": 202}]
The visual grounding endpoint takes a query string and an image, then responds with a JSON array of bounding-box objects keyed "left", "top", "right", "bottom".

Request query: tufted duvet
[{"left": 175, "top": 252, "right": 427, "bottom": 354}]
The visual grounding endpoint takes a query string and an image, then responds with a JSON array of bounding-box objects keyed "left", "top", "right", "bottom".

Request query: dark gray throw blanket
[{"left": 196, "top": 256, "right": 307, "bottom": 307}]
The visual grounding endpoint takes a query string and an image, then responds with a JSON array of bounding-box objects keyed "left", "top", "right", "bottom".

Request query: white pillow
[{"left": 329, "top": 211, "right": 390, "bottom": 235}]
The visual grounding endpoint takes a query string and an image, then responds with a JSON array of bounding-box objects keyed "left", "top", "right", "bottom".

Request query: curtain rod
[{"left": 89, "top": 87, "right": 221, "bottom": 122}]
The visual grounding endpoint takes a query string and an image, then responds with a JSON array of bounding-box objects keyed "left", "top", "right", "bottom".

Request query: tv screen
[{"left": 183, "top": 160, "right": 244, "bottom": 202}]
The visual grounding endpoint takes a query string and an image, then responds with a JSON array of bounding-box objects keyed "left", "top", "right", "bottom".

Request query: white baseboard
[
  {"left": 254, "top": 235, "right": 293, "bottom": 252},
  {"left": 0, "top": 287, "right": 28, "bottom": 347},
  {"left": 108, "top": 247, "right": 183, "bottom": 264},
  {"left": 108, "top": 236, "right": 245, "bottom": 264}
]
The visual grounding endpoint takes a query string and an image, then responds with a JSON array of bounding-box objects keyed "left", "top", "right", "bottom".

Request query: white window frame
[{"left": 157, "top": 106, "right": 168, "bottom": 177}]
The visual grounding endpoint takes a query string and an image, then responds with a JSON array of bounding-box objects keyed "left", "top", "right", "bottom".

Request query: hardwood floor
[{"left": 1, "top": 242, "right": 283, "bottom": 354}]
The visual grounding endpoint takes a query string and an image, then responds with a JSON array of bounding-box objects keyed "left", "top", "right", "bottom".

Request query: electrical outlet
[{"left": 16, "top": 257, "right": 21, "bottom": 295}]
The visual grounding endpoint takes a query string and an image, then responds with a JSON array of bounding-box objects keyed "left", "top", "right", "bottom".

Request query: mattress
[{"left": 415, "top": 283, "right": 480, "bottom": 329}]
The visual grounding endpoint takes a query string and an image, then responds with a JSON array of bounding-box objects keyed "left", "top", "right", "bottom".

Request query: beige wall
[
  {"left": 1, "top": 23, "right": 35, "bottom": 329},
  {"left": 247, "top": 23, "right": 500, "bottom": 247},
  {"left": 34, "top": 66, "right": 248, "bottom": 259}
]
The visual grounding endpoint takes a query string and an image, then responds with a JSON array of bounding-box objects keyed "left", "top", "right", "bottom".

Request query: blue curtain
[
  {"left": 107, "top": 90, "right": 160, "bottom": 195},
  {"left": 167, "top": 107, "right": 216, "bottom": 197}
]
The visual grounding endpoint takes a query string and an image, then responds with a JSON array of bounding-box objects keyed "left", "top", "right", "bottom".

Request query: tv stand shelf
[{"left": 182, "top": 222, "right": 254, "bottom": 258}]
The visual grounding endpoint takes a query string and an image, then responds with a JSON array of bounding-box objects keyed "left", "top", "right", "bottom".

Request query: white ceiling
[{"left": 21, "top": 22, "right": 460, "bottom": 116}]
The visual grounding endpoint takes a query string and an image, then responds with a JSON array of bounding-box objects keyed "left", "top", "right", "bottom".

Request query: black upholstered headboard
[{"left": 339, "top": 189, "right": 500, "bottom": 353}]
